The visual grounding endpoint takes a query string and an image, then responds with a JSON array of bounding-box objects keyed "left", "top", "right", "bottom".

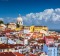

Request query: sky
[{"left": 0, "top": 0, "right": 60, "bottom": 30}]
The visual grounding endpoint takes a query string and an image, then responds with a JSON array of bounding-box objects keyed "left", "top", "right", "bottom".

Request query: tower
[{"left": 17, "top": 14, "right": 23, "bottom": 26}]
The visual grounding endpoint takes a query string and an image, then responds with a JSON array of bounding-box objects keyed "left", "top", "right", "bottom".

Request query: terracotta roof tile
[
  {"left": 14, "top": 52, "right": 24, "bottom": 56},
  {"left": 0, "top": 52, "right": 15, "bottom": 56}
]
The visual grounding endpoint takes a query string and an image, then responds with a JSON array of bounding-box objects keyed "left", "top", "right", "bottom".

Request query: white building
[
  {"left": 43, "top": 44, "right": 57, "bottom": 56},
  {"left": 17, "top": 15, "right": 23, "bottom": 26},
  {"left": 24, "top": 38, "right": 28, "bottom": 45},
  {"left": 0, "top": 36, "right": 7, "bottom": 44}
]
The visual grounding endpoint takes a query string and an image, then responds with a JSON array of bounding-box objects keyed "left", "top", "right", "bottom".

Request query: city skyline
[{"left": 0, "top": 0, "right": 60, "bottom": 29}]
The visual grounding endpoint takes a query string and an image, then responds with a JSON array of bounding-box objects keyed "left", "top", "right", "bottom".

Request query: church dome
[{"left": 17, "top": 16, "right": 23, "bottom": 22}]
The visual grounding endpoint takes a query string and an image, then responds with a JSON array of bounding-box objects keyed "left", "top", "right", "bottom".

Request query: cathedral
[
  {"left": 17, "top": 15, "right": 23, "bottom": 26},
  {"left": 7, "top": 14, "right": 48, "bottom": 32}
]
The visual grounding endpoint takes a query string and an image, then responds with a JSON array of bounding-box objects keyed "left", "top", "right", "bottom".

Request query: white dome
[{"left": 17, "top": 16, "right": 23, "bottom": 22}]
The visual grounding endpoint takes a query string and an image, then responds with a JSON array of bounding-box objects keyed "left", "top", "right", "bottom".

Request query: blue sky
[
  {"left": 0, "top": 0, "right": 60, "bottom": 16},
  {"left": 0, "top": 0, "right": 60, "bottom": 30}
]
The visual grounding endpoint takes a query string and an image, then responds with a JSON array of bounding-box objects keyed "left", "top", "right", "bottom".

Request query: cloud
[
  {"left": 1, "top": 8, "right": 60, "bottom": 29},
  {"left": 2, "top": 8, "right": 60, "bottom": 25},
  {"left": 3, "top": 17, "right": 16, "bottom": 23},
  {"left": 22, "top": 8, "right": 60, "bottom": 26},
  {"left": 0, "top": 18, "right": 4, "bottom": 21}
]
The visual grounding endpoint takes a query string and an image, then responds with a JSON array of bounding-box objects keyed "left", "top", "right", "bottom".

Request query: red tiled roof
[
  {"left": 0, "top": 26, "right": 3, "bottom": 27},
  {"left": 0, "top": 52, "right": 24, "bottom": 56},
  {"left": 45, "top": 36, "right": 58, "bottom": 40},
  {"left": 0, "top": 52, "right": 15, "bottom": 56},
  {"left": 26, "top": 34, "right": 31, "bottom": 36},
  {"left": 37, "top": 39, "right": 45, "bottom": 43},
  {"left": 30, "top": 54, "right": 37, "bottom": 56},
  {"left": 0, "top": 44, "right": 24, "bottom": 49},
  {"left": 14, "top": 44, "right": 24, "bottom": 46},
  {"left": 14, "top": 52, "right": 24, "bottom": 56}
]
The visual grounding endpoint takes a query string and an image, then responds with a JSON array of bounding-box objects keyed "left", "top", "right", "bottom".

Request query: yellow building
[
  {"left": 30, "top": 26, "right": 34, "bottom": 32},
  {"left": 15, "top": 28, "right": 20, "bottom": 31},
  {"left": 8, "top": 23, "right": 16, "bottom": 30},
  {"left": 0, "top": 26, "right": 4, "bottom": 31},
  {"left": 0, "top": 24, "right": 6, "bottom": 31},
  {"left": 24, "top": 26, "right": 30, "bottom": 30},
  {"left": 30, "top": 26, "right": 48, "bottom": 32},
  {"left": 15, "top": 26, "right": 24, "bottom": 31},
  {"left": 42, "top": 26, "right": 48, "bottom": 31},
  {"left": 14, "top": 15, "right": 48, "bottom": 32},
  {"left": 14, "top": 24, "right": 48, "bottom": 33},
  {"left": 22, "top": 25, "right": 48, "bottom": 32}
]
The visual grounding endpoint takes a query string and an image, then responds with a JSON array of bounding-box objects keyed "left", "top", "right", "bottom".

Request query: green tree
[
  {"left": 0, "top": 20, "right": 4, "bottom": 24},
  {"left": 16, "top": 23, "right": 20, "bottom": 28}
]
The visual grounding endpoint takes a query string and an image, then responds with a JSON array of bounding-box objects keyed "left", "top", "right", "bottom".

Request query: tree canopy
[
  {"left": 16, "top": 23, "right": 20, "bottom": 28},
  {"left": 0, "top": 20, "right": 4, "bottom": 24}
]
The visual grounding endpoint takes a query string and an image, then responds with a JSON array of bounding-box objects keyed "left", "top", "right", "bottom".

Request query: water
[{"left": 49, "top": 30, "right": 60, "bottom": 33}]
